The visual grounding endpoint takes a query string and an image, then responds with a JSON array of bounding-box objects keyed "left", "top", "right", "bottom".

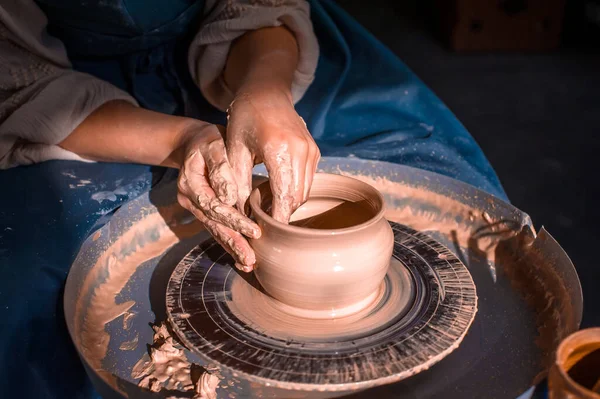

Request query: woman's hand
[
  {"left": 226, "top": 84, "right": 320, "bottom": 223},
  {"left": 221, "top": 25, "right": 320, "bottom": 224},
  {"left": 176, "top": 123, "right": 261, "bottom": 272},
  {"left": 59, "top": 101, "right": 261, "bottom": 271}
]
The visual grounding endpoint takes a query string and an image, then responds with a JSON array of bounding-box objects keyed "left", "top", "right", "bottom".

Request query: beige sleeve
[
  {"left": 0, "top": 0, "right": 137, "bottom": 169},
  {"left": 188, "top": 0, "right": 319, "bottom": 112}
]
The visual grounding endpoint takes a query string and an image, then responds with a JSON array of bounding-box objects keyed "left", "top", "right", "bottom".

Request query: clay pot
[
  {"left": 248, "top": 173, "right": 394, "bottom": 319},
  {"left": 548, "top": 328, "right": 600, "bottom": 399}
]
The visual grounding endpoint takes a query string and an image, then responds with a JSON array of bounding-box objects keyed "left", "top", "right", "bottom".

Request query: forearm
[
  {"left": 223, "top": 26, "right": 299, "bottom": 97},
  {"left": 59, "top": 100, "right": 204, "bottom": 169}
]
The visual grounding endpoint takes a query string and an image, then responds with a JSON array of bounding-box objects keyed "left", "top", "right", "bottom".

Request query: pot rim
[
  {"left": 248, "top": 172, "right": 387, "bottom": 237},
  {"left": 553, "top": 327, "right": 600, "bottom": 397}
]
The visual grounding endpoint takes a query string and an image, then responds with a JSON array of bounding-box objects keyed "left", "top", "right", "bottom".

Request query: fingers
[
  {"left": 263, "top": 143, "right": 295, "bottom": 224},
  {"left": 177, "top": 193, "right": 255, "bottom": 271},
  {"left": 179, "top": 132, "right": 260, "bottom": 239},
  {"left": 260, "top": 118, "right": 320, "bottom": 224},
  {"left": 226, "top": 141, "right": 254, "bottom": 215},
  {"left": 209, "top": 222, "right": 256, "bottom": 271},
  {"left": 302, "top": 121, "right": 320, "bottom": 203},
  {"left": 291, "top": 154, "right": 306, "bottom": 211},
  {"left": 203, "top": 136, "right": 238, "bottom": 206}
]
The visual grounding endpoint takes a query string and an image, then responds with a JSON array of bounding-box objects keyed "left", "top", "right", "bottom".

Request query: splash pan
[{"left": 64, "top": 157, "right": 582, "bottom": 398}]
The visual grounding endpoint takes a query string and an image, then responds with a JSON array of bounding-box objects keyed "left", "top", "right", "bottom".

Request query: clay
[
  {"left": 228, "top": 258, "right": 413, "bottom": 341},
  {"left": 75, "top": 169, "right": 513, "bottom": 395},
  {"left": 248, "top": 173, "right": 394, "bottom": 318},
  {"left": 339, "top": 171, "right": 517, "bottom": 266},
  {"left": 119, "top": 333, "right": 139, "bottom": 351},
  {"left": 132, "top": 323, "right": 221, "bottom": 397},
  {"left": 548, "top": 328, "right": 600, "bottom": 398}
]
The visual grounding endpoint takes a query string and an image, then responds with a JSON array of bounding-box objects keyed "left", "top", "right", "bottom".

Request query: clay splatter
[
  {"left": 91, "top": 192, "right": 118, "bottom": 202},
  {"left": 119, "top": 334, "right": 139, "bottom": 351},
  {"left": 122, "top": 311, "right": 136, "bottom": 330},
  {"left": 132, "top": 323, "right": 220, "bottom": 398}
]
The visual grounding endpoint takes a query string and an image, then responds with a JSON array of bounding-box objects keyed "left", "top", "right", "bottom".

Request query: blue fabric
[
  {"left": 0, "top": 162, "right": 158, "bottom": 399},
  {"left": 1, "top": 1, "right": 509, "bottom": 398}
]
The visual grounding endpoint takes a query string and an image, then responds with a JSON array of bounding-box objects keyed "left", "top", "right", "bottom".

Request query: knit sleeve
[{"left": 188, "top": 0, "right": 319, "bottom": 111}]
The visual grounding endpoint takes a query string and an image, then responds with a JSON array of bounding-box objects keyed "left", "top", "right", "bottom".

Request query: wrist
[
  {"left": 169, "top": 119, "right": 208, "bottom": 169},
  {"left": 170, "top": 120, "right": 225, "bottom": 169}
]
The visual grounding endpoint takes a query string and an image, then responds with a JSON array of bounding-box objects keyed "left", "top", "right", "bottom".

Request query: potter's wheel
[
  {"left": 166, "top": 222, "right": 477, "bottom": 391},
  {"left": 64, "top": 157, "right": 583, "bottom": 399}
]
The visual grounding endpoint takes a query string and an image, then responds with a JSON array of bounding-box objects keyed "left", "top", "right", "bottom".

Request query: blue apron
[{"left": 0, "top": 0, "right": 507, "bottom": 397}]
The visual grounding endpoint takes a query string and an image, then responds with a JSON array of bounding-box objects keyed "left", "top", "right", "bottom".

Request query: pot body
[{"left": 249, "top": 173, "right": 394, "bottom": 318}]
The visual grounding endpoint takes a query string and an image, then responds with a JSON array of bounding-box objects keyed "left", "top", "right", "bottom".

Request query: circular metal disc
[{"left": 166, "top": 222, "right": 477, "bottom": 392}]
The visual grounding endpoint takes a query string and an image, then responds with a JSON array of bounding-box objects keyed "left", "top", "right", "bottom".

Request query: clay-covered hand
[
  {"left": 226, "top": 86, "right": 321, "bottom": 223},
  {"left": 176, "top": 123, "right": 261, "bottom": 272}
]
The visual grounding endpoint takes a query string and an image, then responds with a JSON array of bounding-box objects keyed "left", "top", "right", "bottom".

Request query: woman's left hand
[{"left": 225, "top": 84, "right": 320, "bottom": 223}]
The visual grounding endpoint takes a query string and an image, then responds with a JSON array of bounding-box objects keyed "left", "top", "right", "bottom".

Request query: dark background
[{"left": 337, "top": 0, "right": 600, "bottom": 327}]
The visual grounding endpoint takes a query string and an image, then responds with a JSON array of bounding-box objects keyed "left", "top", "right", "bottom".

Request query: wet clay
[
  {"left": 132, "top": 323, "right": 221, "bottom": 398},
  {"left": 249, "top": 173, "right": 394, "bottom": 318},
  {"left": 228, "top": 258, "right": 413, "bottom": 341},
  {"left": 166, "top": 221, "right": 478, "bottom": 391},
  {"left": 76, "top": 170, "right": 514, "bottom": 395}
]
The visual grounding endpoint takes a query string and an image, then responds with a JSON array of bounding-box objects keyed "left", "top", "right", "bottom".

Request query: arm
[
  {"left": 59, "top": 100, "right": 194, "bottom": 169},
  {"left": 188, "top": 0, "right": 319, "bottom": 112},
  {"left": 60, "top": 25, "right": 300, "bottom": 168},
  {"left": 0, "top": 1, "right": 259, "bottom": 270},
  {"left": 189, "top": 0, "right": 321, "bottom": 223},
  {"left": 0, "top": 0, "right": 136, "bottom": 169},
  {"left": 223, "top": 26, "right": 298, "bottom": 98}
]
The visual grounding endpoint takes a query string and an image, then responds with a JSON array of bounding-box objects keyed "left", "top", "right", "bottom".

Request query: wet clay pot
[
  {"left": 548, "top": 328, "right": 600, "bottom": 399},
  {"left": 248, "top": 173, "right": 394, "bottom": 319}
]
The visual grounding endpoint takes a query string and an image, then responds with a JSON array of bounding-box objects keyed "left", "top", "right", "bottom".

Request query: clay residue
[
  {"left": 73, "top": 170, "right": 533, "bottom": 394},
  {"left": 228, "top": 259, "right": 413, "bottom": 341},
  {"left": 496, "top": 227, "right": 580, "bottom": 382},
  {"left": 132, "top": 323, "right": 220, "bottom": 398},
  {"left": 119, "top": 334, "right": 139, "bottom": 351},
  {"left": 91, "top": 191, "right": 118, "bottom": 202},
  {"left": 123, "top": 311, "right": 136, "bottom": 330},
  {"left": 74, "top": 205, "right": 203, "bottom": 389}
]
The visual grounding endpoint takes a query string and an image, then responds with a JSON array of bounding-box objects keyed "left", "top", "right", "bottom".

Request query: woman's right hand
[{"left": 175, "top": 122, "right": 261, "bottom": 272}]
